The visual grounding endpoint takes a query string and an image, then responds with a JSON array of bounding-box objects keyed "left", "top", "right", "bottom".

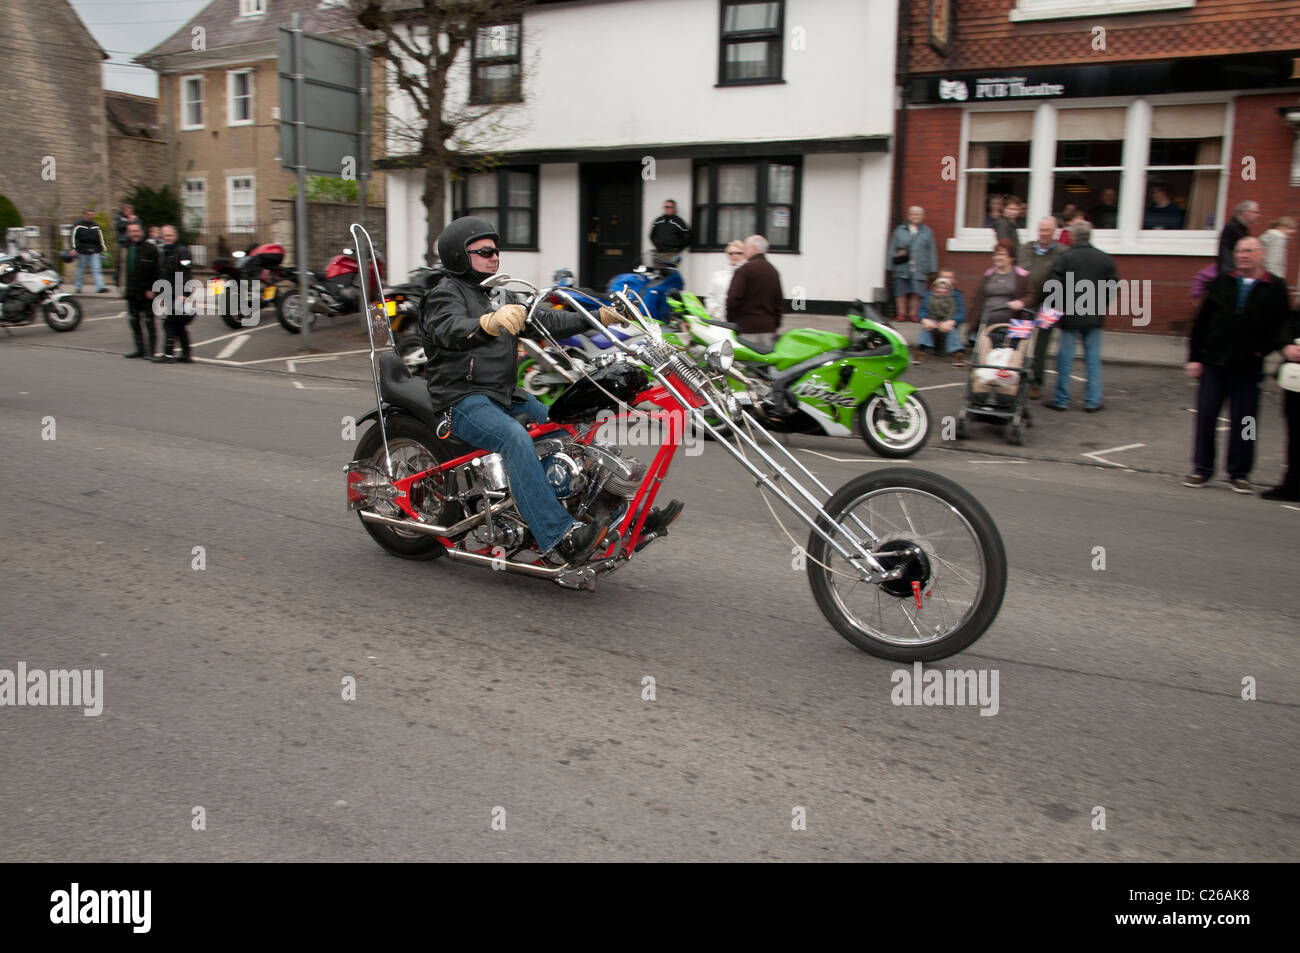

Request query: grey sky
[{"left": 69, "top": 0, "right": 210, "bottom": 97}]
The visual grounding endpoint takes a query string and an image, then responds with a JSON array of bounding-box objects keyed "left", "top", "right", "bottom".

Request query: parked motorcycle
[
  {"left": 669, "top": 293, "right": 931, "bottom": 458},
  {"left": 278, "top": 245, "right": 385, "bottom": 334},
  {"left": 0, "top": 250, "right": 82, "bottom": 332},
  {"left": 344, "top": 224, "right": 1006, "bottom": 661},
  {"left": 209, "top": 242, "right": 289, "bottom": 329}
]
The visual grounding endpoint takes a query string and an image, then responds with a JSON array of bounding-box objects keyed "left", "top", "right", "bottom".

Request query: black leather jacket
[{"left": 420, "top": 273, "right": 590, "bottom": 413}]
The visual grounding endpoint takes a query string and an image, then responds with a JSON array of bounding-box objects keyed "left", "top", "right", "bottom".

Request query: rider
[{"left": 422, "top": 216, "right": 625, "bottom": 564}]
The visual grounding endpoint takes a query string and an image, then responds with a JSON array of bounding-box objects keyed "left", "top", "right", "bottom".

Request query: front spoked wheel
[
  {"left": 857, "top": 391, "right": 930, "bottom": 458},
  {"left": 806, "top": 468, "right": 1006, "bottom": 661}
]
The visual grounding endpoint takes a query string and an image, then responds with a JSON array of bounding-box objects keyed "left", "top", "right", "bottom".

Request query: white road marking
[
  {"left": 190, "top": 322, "right": 281, "bottom": 348},
  {"left": 915, "top": 382, "right": 965, "bottom": 391},
  {"left": 215, "top": 334, "right": 251, "bottom": 360},
  {"left": 240, "top": 348, "right": 371, "bottom": 366},
  {"left": 797, "top": 449, "right": 915, "bottom": 464},
  {"left": 1081, "top": 442, "right": 1145, "bottom": 468},
  {"left": 286, "top": 355, "right": 353, "bottom": 390}
]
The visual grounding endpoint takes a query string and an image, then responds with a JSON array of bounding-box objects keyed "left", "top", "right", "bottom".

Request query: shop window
[
  {"left": 963, "top": 112, "right": 1032, "bottom": 230},
  {"left": 1052, "top": 107, "right": 1125, "bottom": 227},
  {"left": 1012, "top": 0, "right": 1195, "bottom": 21},
  {"left": 692, "top": 158, "right": 800, "bottom": 251},
  {"left": 453, "top": 167, "right": 538, "bottom": 249},
  {"left": 1143, "top": 103, "right": 1226, "bottom": 231},
  {"left": 469, "top": 21, "right": 522, "bottom": 105},
  {"left": 719, "top": 1, "right": 784, "bottom": 85}
]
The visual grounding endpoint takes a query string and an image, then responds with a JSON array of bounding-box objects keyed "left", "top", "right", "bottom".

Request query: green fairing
[{"left": 732, "top": 328, "right": 850, "bottom": 368}]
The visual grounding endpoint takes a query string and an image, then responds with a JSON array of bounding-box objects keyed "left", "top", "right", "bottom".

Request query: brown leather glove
[
  {"left": 478, "top": 304, "right": 527, "bottom": 336},
  {"left": 597, "top": 305, "right": 626, "bottom": 327}
]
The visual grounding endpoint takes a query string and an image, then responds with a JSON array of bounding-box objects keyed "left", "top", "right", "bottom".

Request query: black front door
[{"left": 579, "top": 162, "right": 642, "bottom": 290}]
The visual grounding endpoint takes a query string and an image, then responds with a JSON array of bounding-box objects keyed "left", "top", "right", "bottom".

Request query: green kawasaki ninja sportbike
[{"left": 669, "top": 294, "right": 930, "bottom": 458}]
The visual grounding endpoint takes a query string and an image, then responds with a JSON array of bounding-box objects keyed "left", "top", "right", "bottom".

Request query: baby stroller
[{"left": 955, "top": 319, "right": 1038, "bottom": 445}]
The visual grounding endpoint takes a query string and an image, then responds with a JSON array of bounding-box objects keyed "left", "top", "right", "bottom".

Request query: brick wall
[
  {"left": 0, "top": 0, "right": 110, "bottom": 254},
  {"left": 269, "top": 199, "right": 386, "bottom": 270},
  {"left": 908, "top": 0, "right": 1300, "bottom": 73}
]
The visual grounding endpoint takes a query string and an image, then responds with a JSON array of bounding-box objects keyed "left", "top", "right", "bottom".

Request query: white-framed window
[
  {"left": 239, "top": 0, "right": 267, "bottom": 16},
  {"left": 228, "top": 176, "right": 256, "bottom": 232},
  {"left": 947, "top": 95, "right": 1231, "bottom": 256},
  {"left": 227, "top": 70, "right": 254, "bottom": 126},
  {"left": 1011, "top": 0, "right": 1195, "bottom": 21},
  {"left": 180, "top": 75, "right": 203, "bottom": 130},
  {"left": 182, "top": 178, "right": 206, "bottom": 231}
]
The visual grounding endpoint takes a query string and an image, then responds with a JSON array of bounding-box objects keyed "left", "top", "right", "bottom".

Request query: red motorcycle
[
  {"left": 209, "top": 242, "right": 289, "bottom": 329},
  {"left": 342, "top": 225, "right": 1007, "bottom": 662},
  {"left": 278, "top": 244, "right": 384, "bottom": 334}
]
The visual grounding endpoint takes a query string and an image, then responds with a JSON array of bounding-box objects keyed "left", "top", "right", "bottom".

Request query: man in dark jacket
[
  {"left": 421, "top": 215, "right": 643, "bottom": 564},
  {"left": 154, "top": 224, "right": 194, "bottom": 363},
  {"left": 1185, "top": 235, "right": 1289, "bottom": 490},
  {"left": 70, "top": 209, "right": 107, "bottom": 293},
  {"left": 1045, "top": 222, "right": 1117, "bottom": 411},
  {"left": 648, "top": 200, "right": 691, "bottom": 256},
  {"left": 725, "top": 235, "right": 783, "bottom": 350},
  {"left": 1018, "top": 216, "right": 1067, "bottom": 399},
  {"left": 1260, "top": 307, "right": 1300, "bottom": 501},
  {"left": 114, "top": 204, "right": 141, "bottom": 287},
  {"left": 120, "top": 222, "right": 159, "bottom": 358},
  {"left": 1217, "top": 200, "right": 1258, "bottom": 274}
]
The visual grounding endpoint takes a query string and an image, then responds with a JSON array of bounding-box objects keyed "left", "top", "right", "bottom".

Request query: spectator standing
[
  {"left": 1184, "top": 236, "right": 1290, "bottom": 490},
  {"left": 915, "top": 272, "right": 967, "bottom": 366},
  {"left": 120, "top": 222, "right": 159, "bottom": 359},
  {"left": 114, "top": 204, "right": 141, "bottom": 286},
  {"left": 886, "top": 205, "right": 938, "bottom": 323},
  {"left": 1260, "top": 307, "right": 1300, "bottom": 501},
  {"left": 706, "top": 240, "right": 746, "bottom": 321},
  {"left": 70, "top": 209, "right": 108, "bottom": 293},
  {"left": 982, "top": 195, "right": 1004, "bottom": 229},
  {"left": 725, "top": 235, "right": 783, "bottom": 351},
  {"left": 147, "top": 225, "right": 164, "bottom": 247},
  {"left": 1217, "top": 200, "right": 1259, "bottom": 273},
  {"left": 1018, "top": 217, "right": 1067, "bottom": 399},
  {"left": 155, "top": 224, "right": 195, "bottom": 363},
  {"left": 1090, "top": 188, "right": 1119, "bottom": 229},
  {"left": 994, "top": 196, "right": 1022, "bottom": 245},
  {"left": 1046, "top": 222, "right": 1117, "bottom": 412},
  {"left": 969, "top": 239, "right": 1034, "bottom": 348},
  {"left": 649, "top": 200, "right": 692, "bottom": 257},
  {"left": 1260, "top": 216, "right": 1296, "bottom": 278}
]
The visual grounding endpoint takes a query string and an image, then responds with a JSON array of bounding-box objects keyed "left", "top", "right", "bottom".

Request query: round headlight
[{"left": 705, "top": 339, "right": 734, "bottom": 374}]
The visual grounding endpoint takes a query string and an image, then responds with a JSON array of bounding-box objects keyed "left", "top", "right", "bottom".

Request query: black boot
[
  {"left": 554, "top": 515, "right": 612, "bottom": 565},
  {"left": 641, "top": 499, "right": 684, "bottom": 535}
]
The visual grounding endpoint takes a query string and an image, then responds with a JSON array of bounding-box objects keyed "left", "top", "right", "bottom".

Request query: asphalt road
[{"left": 1, "top": 305, "right": 1297, "bottom": 862}]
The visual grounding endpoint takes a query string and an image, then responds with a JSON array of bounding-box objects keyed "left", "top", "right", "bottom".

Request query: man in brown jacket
[{"left": 725, "top": 234, "right": 784, "bottom": 350}]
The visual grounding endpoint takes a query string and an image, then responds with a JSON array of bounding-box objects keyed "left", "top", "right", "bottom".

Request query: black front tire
[
  {"left": 806, "top": 468, "right": 1007, "bottom": 661},
  {"left": 857, "top": 390, "right": 931, "bottom": 458}
]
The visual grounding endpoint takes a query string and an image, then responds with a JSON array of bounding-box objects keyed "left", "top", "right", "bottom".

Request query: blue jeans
[
  {"left": 75, "top": 252, "right": 104, "bottom": 291},
  {"left": 450, "top": 393, "right": 576, "bottom": 553},
  {"left": 1054, "top": 327, "right": 1103, "bottom": 408},
  {"left": 918, "top": 321, "right": 964, "bottom": 353}
]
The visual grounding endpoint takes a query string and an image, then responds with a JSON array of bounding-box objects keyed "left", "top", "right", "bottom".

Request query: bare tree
[{"left": 352, "top": 0, "right": 529, "bottom": 265}]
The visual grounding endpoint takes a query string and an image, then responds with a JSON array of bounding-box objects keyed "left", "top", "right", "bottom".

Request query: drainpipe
[{"left": 892, "top": 0, "right": 911, "bottom": 230}]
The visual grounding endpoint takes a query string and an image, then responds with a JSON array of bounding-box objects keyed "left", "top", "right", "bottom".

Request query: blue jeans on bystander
[{"left": 1054, "top": 326, "right": 1103, "bottom": 408}]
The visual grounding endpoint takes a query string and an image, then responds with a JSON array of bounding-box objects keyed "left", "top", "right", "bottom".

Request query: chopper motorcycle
[{"left": 343, "top": 225, "right": 1006, "bottom": 661}]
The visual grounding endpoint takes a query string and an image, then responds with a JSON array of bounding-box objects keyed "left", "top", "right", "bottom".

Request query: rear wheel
[
  {"left": 354, "top": 416, "right": 459, "bottom": 560},
  {"left": 857, "top": 390, "right": 931, "bottom": 458},
  {"left": 806, "top": 468, "right": 1007, "bottom": 661},
  {"left": 43, "top": 297, "right": 82, "bottom": 332}
]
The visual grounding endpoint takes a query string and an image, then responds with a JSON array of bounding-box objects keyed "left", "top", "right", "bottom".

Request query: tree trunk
[{"left": 422, "top": 149, "right": 444, "bottom": 266}]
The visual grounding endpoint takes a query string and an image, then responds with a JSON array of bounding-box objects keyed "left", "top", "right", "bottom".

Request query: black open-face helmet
[{"left": 436, "top": 215, "right": 499, "bottom": 278}]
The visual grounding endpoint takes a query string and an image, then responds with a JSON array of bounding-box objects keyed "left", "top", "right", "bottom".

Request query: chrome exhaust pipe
[
  {"left": 358, "top": 499, "right": 512, "bottom": 537},
  {"left": 442, "top": 547, "right": 564, "bottom": 579}
]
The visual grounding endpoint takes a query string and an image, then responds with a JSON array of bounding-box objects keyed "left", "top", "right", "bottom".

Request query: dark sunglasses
[{"left": 467, "top": 247, "right": 500, "bottom": 259}]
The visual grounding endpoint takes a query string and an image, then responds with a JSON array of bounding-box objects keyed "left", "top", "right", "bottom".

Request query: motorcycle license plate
[
  {"left": 262, "top": 285, "right": 277, "bottom": 301},
  {"left": 385, "top": 300, "right": 397, "bottom": 316},
  {"left": 208, "top": 279, "right": 224, "bottom": 294}
]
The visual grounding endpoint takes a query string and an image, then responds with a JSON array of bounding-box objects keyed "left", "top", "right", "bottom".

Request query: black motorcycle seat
[
  {"left": 738, "top": 336, "right": 775, "bottom": 354},
  {"left": 708, "top": 319, "right": 742, "bottom": 331},
  {"left": 376, "top": 351, "right": 536, "bottom": 463}
]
